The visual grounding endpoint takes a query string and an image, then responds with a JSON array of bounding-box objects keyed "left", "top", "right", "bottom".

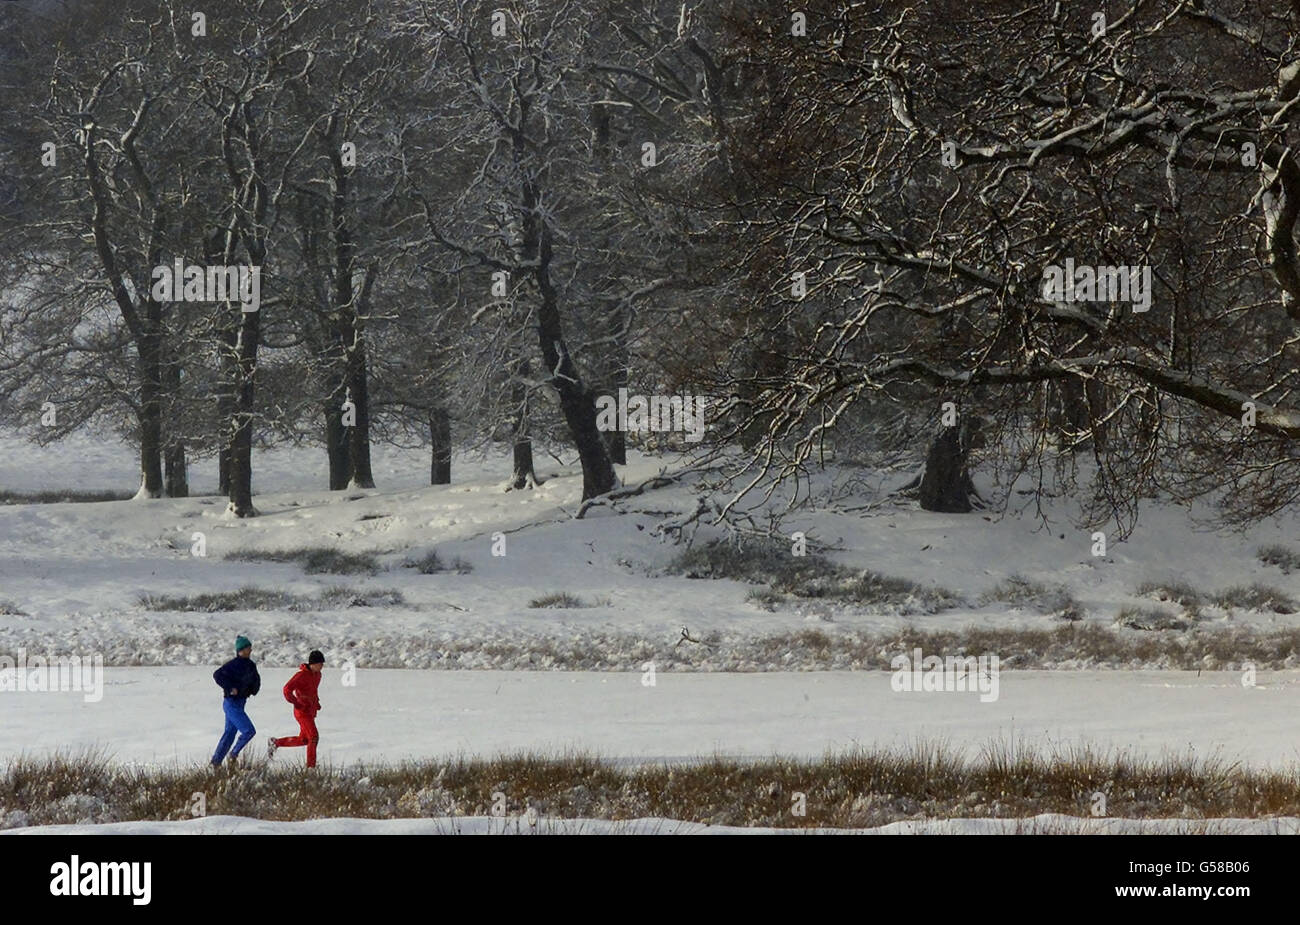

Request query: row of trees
[
  {"left": 0, "top": 0, "right": 722, "bottom": 513},
  {"left": 701, "top": 0, "right": 1300, "bottom": 529},
  {"left": 5, "top": 0, "right": 1300, "bottom": 531}
]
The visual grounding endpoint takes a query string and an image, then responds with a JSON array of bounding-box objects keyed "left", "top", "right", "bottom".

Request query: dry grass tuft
[{"left": 3, "top": 745, "right": 1297, "bottom": 829}]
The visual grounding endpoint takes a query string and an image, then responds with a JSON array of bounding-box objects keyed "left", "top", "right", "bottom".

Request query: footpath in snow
[{"left": 4, "top": 667, "right": 1299, "bottom": 769}]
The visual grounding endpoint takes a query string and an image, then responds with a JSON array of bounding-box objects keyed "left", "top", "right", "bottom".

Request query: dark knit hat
[
  {"left": 235, "top": 635, "right": 252, "bottom": 654},
  {"left": 308, "top": 650, "right": 325, "bottom": 665}
]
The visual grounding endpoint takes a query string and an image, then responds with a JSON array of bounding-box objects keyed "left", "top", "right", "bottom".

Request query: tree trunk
[
  {"left": 737, "top": 339, "right": 785, "bottom": 451},
  {"left": 1137, "top": 385, "right": 1161, "bottom": 448},
  {"left": 603, "top": 307, "right": 628, "bottom": 466},
  {"left": 227, "top": 306, "right": 260, "bottom": 518},
  {"left": 590, "top": 109, "right": 626, "bottom": 467},
  {"left": 345, "top": 334, "right": 375, "bottom": 489},
  {"left": 218, "top": 99, "right": 267, "bottom": 518},
  {"left": 209, "top": 229, "right": 235, "bottom": 497},
  {"left": 1049, "top": 379, "right": 1088, "bottom": 445},
  {"left": 135, "top": 330, "right": 164, "bottom": 499},
  {"left": 320, "top": 311, "right": 351, "bottom": 489},
  {"left": 507, "top": 359, "right": 537, "bottom": 490},
  {"left": 513, "top": 86, "right": 614, "bottom": 501},
  {"left": 430, "top": 407, "right": 451, "bottom": 485},
  {"left": 216, "top": 319, "right": 237, "bottom": 497},
  {"left": 218, "top": 447, "right": 231, "bottom": 496},
  {"left": 510, "top": 439, "right": 537, "bottom": 490},
  {"left": 325, "top": 399, "right": 351, "bottom": 490},
  {"left": 524, "top": 203, "right": 615, "bottom": 500},
  {"left": 163, "top": 353, "right": 187, "bottom": 498},
  {"left": 165, "top": 442, "right": 188, "bottom": 498},
  {"left": 1085, "top": 378, "right": 1109, "bottom": 450},
  {"left": 604, "top": 410, "right": 626, "bottom": 465},
  {"left": 918, "top": 424, "right": 977, "bottom": 513},
  {"left": 328, "top": 128, "right": 375, "bottom": 491}
]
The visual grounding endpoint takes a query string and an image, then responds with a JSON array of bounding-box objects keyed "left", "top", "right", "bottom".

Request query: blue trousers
[{"left": 212, "top": 697, "right": 256, "bottom": 764}]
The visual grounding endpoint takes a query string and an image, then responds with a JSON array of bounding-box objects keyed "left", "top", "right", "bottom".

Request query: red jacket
[{"left": 283, "top": 664, "right": 322, "bottom": 715}]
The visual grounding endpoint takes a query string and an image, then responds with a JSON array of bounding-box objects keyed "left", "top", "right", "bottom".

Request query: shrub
[
  {"left": 225, "top": 547, "right": 381, "bottom": 575},
  {"left": 1135, "top": 580, "right": 1206, "bottom": 609},
  {"left": 1213, "top": 584, "right": 1298, "bottom": 614},
  {"left": 529, "top": 592, "right": 589, "bottom": 609},
  {"left": 668, "top": 539, "right": 960, "bottom": 614},
  {"left": 140, "top": 586, "right": 404, "bottom": 612},
  {"left": 1257, "top": 545, "right": 1300, "bottom": 575},
  {"left": 1115, "top": 606, "right": 1193, "bottom": 632},
  {"left": 668, "top": 537, "right": 840, "bottom": 588},
  {"left": 0, "top": 489, "right": 134, "bottom": 505},
  {"left": 747, "top": 588, "right": 786, "bottom": 611},
  {"left": 980, "top": 576, "right": 1082, "bottom": 619},
  {"left": 405, "top": 550, "right": 473, "bottom": 575}
]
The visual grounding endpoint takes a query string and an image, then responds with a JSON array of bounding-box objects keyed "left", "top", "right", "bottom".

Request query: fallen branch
[
  {"left": 574, "top": 472, "right": 680, "bottom": 519},
  {"left": 675, "top": 626, "right": 714, "bottom": 648}
]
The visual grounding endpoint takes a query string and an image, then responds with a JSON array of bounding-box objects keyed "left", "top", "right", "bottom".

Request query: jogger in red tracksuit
[{"left": 267, "top": 650, "right": 324, "bottom": 767}]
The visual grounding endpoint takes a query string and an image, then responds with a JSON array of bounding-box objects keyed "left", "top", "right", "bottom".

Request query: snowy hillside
[
  {"left": 4, "top": 429, "right": 1300, "bottom": 834},
  {"left": 3, "top": 429, "right": 1300, "bottom": 671}
]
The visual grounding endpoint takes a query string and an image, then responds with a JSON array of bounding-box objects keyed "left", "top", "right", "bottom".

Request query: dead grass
[
  {"left": 225, "top": 547, "right": 381, "bottom": 575},
  {"left": 1115, "top": 605, "right": 1194, "bottom": 632},
  {"left": 14, "top": 620, "right": 1300, "bottom": 670},
  {"left": 138, "top": 586, "right": 405, "bottom": 612},
  {"left": 980, "top": 576, "right": 1083, "bottom": 620},
  {"left": 529, "top": 592, "right": 592, "bottom": 609},
  {"left": 404, "top": 550, "right": 473, "bottom": 575},
  {"left": 2, "top": 744, "right": 1297, "bottom": 829},
  {"left": 1135, "top": 580, "right": 1207, "bottom": 609},
  {"left": 746, "top": 588, "right": 786, "bottom": 611},
  {"left": 1213, "top": 583, "right": 1298, "bottom": 614},
  {"left": 0, "top": 489, "right": 134, "bottom": 505},
  {"left": 1258, "top": 544, "right": 1300, "bottom": 574},
  {"left": 668, "top": 538, "right": 961, "bottom": 614}
]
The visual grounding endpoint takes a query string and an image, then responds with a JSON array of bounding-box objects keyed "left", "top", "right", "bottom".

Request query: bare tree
[{"left": 696, "top": 0, "right": 1300, "bottom": 529}]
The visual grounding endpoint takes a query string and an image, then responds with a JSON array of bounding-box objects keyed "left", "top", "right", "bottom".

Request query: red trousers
[{"left": 272, "top": 709, "right": 319, "bottom": 767}]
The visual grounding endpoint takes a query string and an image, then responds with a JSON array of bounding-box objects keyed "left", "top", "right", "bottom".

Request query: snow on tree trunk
[
  {"left": 509, "top": 439, "right": 538, "bottom": 491},
  {"left": 529, "top": 225, "right": 615, "bottom": 500}
]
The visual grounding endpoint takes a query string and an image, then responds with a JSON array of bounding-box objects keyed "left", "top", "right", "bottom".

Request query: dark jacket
[
  {"left": 214, "top": 657, "right": 261, "bottom": 700},
  {"left": 283, "top": 664, "right": 322, "bottom": 716}
]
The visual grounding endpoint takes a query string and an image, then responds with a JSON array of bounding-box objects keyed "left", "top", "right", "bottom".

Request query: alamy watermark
[
  {"left": 50, "top": 855, "right": 151, "bottom": 905},
  {"left": 151, "top": 259, "right": 261, "bottom": 313},
  {"left": 0, "top": 649, "right": 104, "bottom": 702},
  {"left": 890, "top": 648, "right": 1000, "bottom": 702},
  {"left": 1041, "top": 257, "right": 1151, "bottom": 312},
  {"left": 594, "top": 388, "right": 706, "bottom": 442}
]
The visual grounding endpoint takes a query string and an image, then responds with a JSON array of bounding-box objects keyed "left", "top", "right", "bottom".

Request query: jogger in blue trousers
[{"left": 211, "top": 636, "right": 261, "bottom": 767}]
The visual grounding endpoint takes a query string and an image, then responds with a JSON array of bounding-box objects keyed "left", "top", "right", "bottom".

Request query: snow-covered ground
[
  {"left": 4, "top": 428, "right": 1300, "bottom": 670},
  {"left": 5, "top": 428, "right": 1300, "bottom": 832},
  {"left": 3, "top": 668, "right": 1298, "bottom": 769}
]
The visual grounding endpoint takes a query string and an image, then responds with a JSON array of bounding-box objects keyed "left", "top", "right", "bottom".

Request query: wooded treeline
[{"left": 3, "top": 0, "right": 1300, "bottom": 528}]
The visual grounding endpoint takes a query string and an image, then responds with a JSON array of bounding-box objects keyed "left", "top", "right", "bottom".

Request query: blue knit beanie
[{"left": 235, "top": 635, "right": 252, "bottom": 654}]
